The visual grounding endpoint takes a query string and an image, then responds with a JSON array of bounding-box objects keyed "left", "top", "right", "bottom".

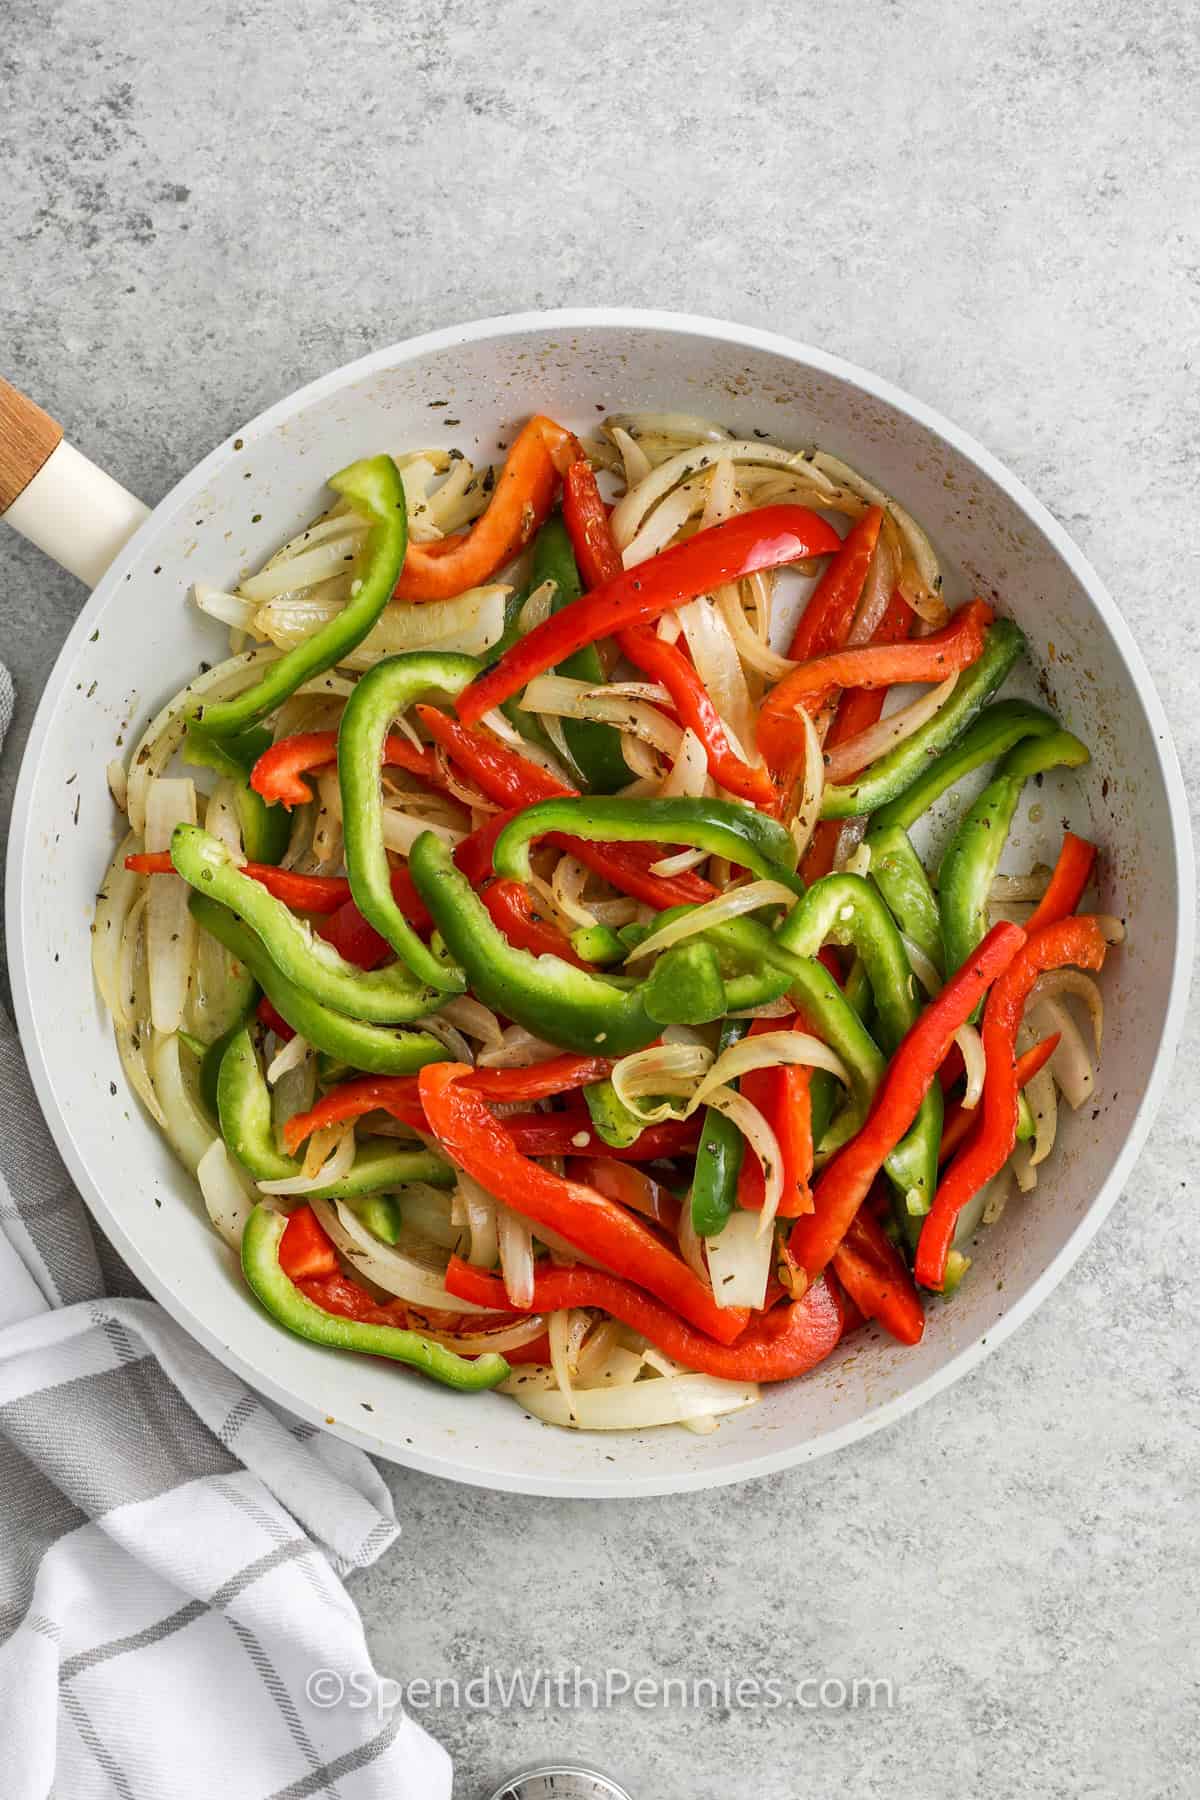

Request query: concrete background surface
[{"left": 2, "top": 2, "right": 1197, "bottom": 1795}]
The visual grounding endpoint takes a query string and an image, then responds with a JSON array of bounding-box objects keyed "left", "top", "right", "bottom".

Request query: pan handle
[{"left": 1, "top": 376, "right": 150, "bottom": 586}]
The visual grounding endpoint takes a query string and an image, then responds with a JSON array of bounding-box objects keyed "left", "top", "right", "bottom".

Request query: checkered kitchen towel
[{"left": 0, "top": 666, "right": 451, "bottom": 1798}]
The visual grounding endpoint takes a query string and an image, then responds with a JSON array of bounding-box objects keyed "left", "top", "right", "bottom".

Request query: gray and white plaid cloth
[{"left": 0, "top": 665, "right": 451, "bottom": 1799}]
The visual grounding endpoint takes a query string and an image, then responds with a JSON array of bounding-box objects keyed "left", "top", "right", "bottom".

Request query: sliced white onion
[
  {"left": 1028, "top": 970, "right": 1104, "bottom": 1053},
  {"left": 701, "top": 1084, "right": 784, "bottom": 1235},
  {"left": 548, "top": 1309, "right": 580, "bottom": 1415},
  {"left": 310, "top": 1199, "right": 492, "bottom": 1313},
  {"left": 696, "top": 1031, "right": 850, "bottom": 1106},
  {"left": 842, "top": 841, "right": 874, "bottom": 880},
  {"left": 1025, "top": 1061, "right": 1059, "bottom": 1168},
  {"left": 259, "top": 1126, "right": 356, "bottom": 1196},
  {"left": 253, "top": 585, "right": 507, "bottom": 666},
  {"left": 497, "top": 1204, "right": 536, "bottom": 1308},
  {"left": 259, "top": 507, "right": 364, "bottom": 570},
  {"left": 197, "top": 1139, "right": 257, "bottom": 1251},
  {"left": 522, "top": 675, "right": 684, "bottom": 760},
  {"left": 194, "top": 583, "right": 258, "bottom": 633},
  {"left": 1030, "top": 997, "right": 1095, "bottom": 1110},
  {"left": 203, "top": 778, "right": 244, "bottom": 856},
  {"left": 416, "top": 1316, "right": 548, "bottom": 1356},
  {"left": 437, "top": 996, "right": 503, "bottom": 1053},
  {"left": 607, "top": 411, "right": 733, "bottom": 447},
  {"left": 608, "top": 424, "right": 653, "bottom": 488},
  {"left": 518, "top": 578, "right": 556, "bottom": 634},
  {"left": 989, "top": 867, "right": 1053, "bottom": 903},
  {"left": 150, "top": 1031, "right": 216, "bottom": 1174},
  {"left": 476, "top": 1025, "right": 564, "bottom": 1069},
  {"left": 809, "top": 451, "right": 947, "bottom": 625},
  {"left": 610, "top": 1042, "right": 713, "bottom": 1123},
  {"left": 823, "top": 676, "right": 958, "bottom": 781},
  {"left": 270, "top": 1046, "right": 317, "bottom": 1156},
  {"left": 391, "top": 1183, "right": 460, "bottom": 1253},
  {"left": 239, "top": 531, "right": 367, "bottom": 602},
  {"left": 317, "top": 778, "right": 463, "bottom": 852},
  {"left": 553, "top": 853, "right": 599, "bottom": 929},
  {"left": 955, "top": 1023, "right": 987, "bottom": 1110},
  {"left": 715, "top": 580, "right": 796, "bottom": 680},
  {"left": 787, "top": 707, "right": 826, "bottom": 864},
  {"left": 92, "top": 831, "right": 144, "bottom": 1027},
  {"left": 649, "top": 847, "right": 709, "bottom": 877},
  {"left": 574, "top": 1317, "right": 632, "bottom": 1383},
  {"left": 676, "top": 1201, "right": 710, "bottom": 1287},
  {"left": 498, "top": 1370, "right": 758, "bottom": 1431},
  {"left": 479, "top": 707, "right": 578, "bottom": 788},
  {"left": 144, "top": 778, "right": 198, "bottom": 1035},
  {"left": 593, "top": 680, "right": 673, "bottom": 705},
  {"left": 704, "top": 1209, "right": 774, "bottom": 1309},
  {"left": 411, "top": 1010, "right": 475, "bottom": 1064},
  {"left": 458, "top": 1173, "right": 499, "bottom": 1268},
  {"left": 660, "top": 728, "right": 710, "bottom": 800},
  {"left": 620, "top": 478, "right": 709, "bottom": 567},
  {"left": 266, "top": 1031, "right": 311, "bottom": 1086},
  {"left": 623, "top": 878, "right": 797, "bottom": 964},
  {"left": 832, "top": 818, "right": 869, "bottom": 870},
  {"left": 903, "top": 935, "right": 943, "bottom": 998},
  {"left": 611, "top": 441, "right": 829, "bottom": 549},
  {"left": 1010, "top": 1140, "right": 1038, "bottom": 1195}
]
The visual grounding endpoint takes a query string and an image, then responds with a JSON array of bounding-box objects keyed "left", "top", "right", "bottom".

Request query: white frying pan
[{"left": 2, "top": 310, "right": 1192, "bottom": 1496}]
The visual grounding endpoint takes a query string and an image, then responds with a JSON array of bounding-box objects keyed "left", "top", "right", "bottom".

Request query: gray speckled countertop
[{"left": 3, "top": 3, "right": 1198, "bottom": 1796}]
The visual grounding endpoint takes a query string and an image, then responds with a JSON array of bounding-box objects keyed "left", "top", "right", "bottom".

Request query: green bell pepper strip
[
  {"left": 493, "top": 796, "right": 804, "bottom": 897},
  {"left": 348, "top": 1195, "right": 403, "bottom": 1243},
  {"left": 337, "top": 651, "right": 479, "bottom": 993},
  {"left": 184, "top": 725, "right": 290, "bottom": 865},
  {"left": 938, "top": 727, "right": 1090, "bottom": 983},
  {"left": 868, "top": 697, "right": 1064, "bottom": 835},
  {"left": 535, "top": 515, "right": 630, "bottom": 792},
  {"left": 216, "top": 1027, "right": 453, "bottom": 1196},
  {"left": 690, "top": 1019, "right": 749, "bottom": 1237},
  {"left": 241, "top": 1205, "right": 509, "bottom": 1390},
  {"left": 643, "top": 939, "right": 728, "bottom": 1025},
  {"left": 633, "top": 905, "right": 794, "bottom": 1014},
  {"left": 584, "top": 1078, "right": 647, "bottom": 1149},
  {"left": 193, "top": 454, "right": 408, "bottom": 738},
  {"left": 199, "top": 993, "right": 261, "bottom": 1117},
  {"left": 408, "top": 831, "right": 660, "bottom": 1055},
  {"left": 820, "top": 619, "right": 1027, "bottom": 820},
  {"left": 189, "top": 894, "right": 449, "bottom": 1075},
  {"left": 571, "top": 923, "right": 626, "bottom": 965},
  {"left": 866, "top": 825, "right": 944, "bottom": 977},
  {"left": 773, "top": 875, "right": 943, "bottom": 1209},
  {"left": 171, "top": 824, "right": 450, "bottom": 1023}
]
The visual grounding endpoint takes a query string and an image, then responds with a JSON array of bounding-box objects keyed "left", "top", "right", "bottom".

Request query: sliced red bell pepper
[
  {"left": 1024, "top": 832, "right": 1098, "bottom": 935},
  {"left": 566, "top": 1156, "right": 682, "bottom": 1232},
  {"left": 249, "top": 730, "right": 443, "bottom": 810},
  {"left": 787, "top": 506, "right": 884, "bottom": 661},
  {"left": 444, "top": 1256, "right": 849, "bottom": 1383},
  {"left": 278, "top": 1204, "right": 338, "bottom": 1281},
  {"left": 414, "top": 705, "right": 570, "bottom": 806},
  {"left": 618, "top": 623, "right": 780, "bottom": 807},
  {"left": 280, "top": 1057, "right": 616, "bottom": 1153},
  {"left": 127, "top": 851, "right": 352, "bottom": 914},
  {"left": 786, "top": 919, "right": 1026, "bottom": 1284},
  {"left": 456, "top": 505, "right": 842, "bottom": 723},
  {"left": 394, "top": 414, "right": 581, "bottom": 601},
  {"left": 916, "top": 916, "right": 1109, "bottom": 1290},
  {"left": 420, "top": 1063, "right": 747, "bottom": 1344},
  {"left": 256, "top": 997, "right": 295, "bottom": 1041},
  {"left": 735, "top": 1018, "right": 814, "bottom": 1218},
  {"left": 481, "top": 879, "right": 587, "bottom": 966},
  {"left": 297, "top": 1267, "right": 411, "bottom": 1326},
  {"left": 759, "top": 599, "right": 994, "bottom": 773},
  {"left": 562, "top": 456, "right": 624, "bottom": 590},
  {"left": 799, "top": 586, "right": 912, "bottom": 882},
  {"left": 937, "top": 1033, "right": 1060, "bottom": 1164},
  {"left": 830, "top": 1208, "right": 925, "bottom": 1345}
]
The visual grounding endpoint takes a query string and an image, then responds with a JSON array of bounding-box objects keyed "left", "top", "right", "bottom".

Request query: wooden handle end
[{"left": 0, "top": 377, "right": 65, "bottom": 513}]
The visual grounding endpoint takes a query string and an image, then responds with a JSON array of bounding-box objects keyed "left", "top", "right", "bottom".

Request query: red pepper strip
[
  {"left": 445, "top": 1257, "right": 848, "bottom": 1383},
  {"left": 759, "top": 599, "right": 994, "bottom": 772},
  {"left": 1024, "top": 832, "right": 1098, "bottom": 935},
  {"left": 249, "top": 730, "right": 443, "bottom": 810},
  {"left": 482, "top": 879, "right": 587, "bottom": 967},
  {"left": 420, "top": 1063, "right": 748, "bottom": 1344},
  {"left": 787, "top": 920, "right": 1027, "bottom": 1283},
  {"left": 457, "top": 505, "right": 842, "bottom": 724},
  {"left": 394, "top": 415, "right": 580, "bottom": 601},
  {"left": 419, "top": 723, "right": 716, "bottom": 908},
  {"left": 257, "top": 998, "right": 295, "bottom": 1041},
  {"left": 618, "top": 624, "right": 780, "bottom": 807},
  {"left": 280, "top": 1058, "right": 615, "bottom": 1154},
  {"left": 278, "top": 1205, "right": 338, "bottom": 1280},
  {"left": 127, "top": 851, "right": 353, "bottom": 914},
  {"left": 414, "top": 705, "right": 570, "bottom": 806},
  {"left": 560, "top": 456, "right": 780, "bottom": 807},
  {"left": 562, "top": 456, "right": 624, "bottom": 590},
  {"left": 297, "top": 1267, "right": 412, "bottom": 1326},
  {"left": 505, "top": 1109, "right": 701, "bottom": 1162},
  {"left": 799, "top": 587, "right": 913, "bottom": 882},
  {"left": 938, "top": 1034, "right": 1061, "bottom": 1165},
  {"left": 787, "top": 507, "right": 884, "bottom": 661},
  {"left": 916, "top": 917, "right": 1108, "bottom": 1289},
  {"left": 567, "top": 1157, "right": 682, "bottom": 1233},
  {"left": 734, "top": 1019, "right": 813, "bottom": 1219},
  {"left": 503, "top": 1333, "right": 553, "bottom": 1365},
  {"left": 830, "top": 1209, "right": 925, "bottom": 1346}
]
